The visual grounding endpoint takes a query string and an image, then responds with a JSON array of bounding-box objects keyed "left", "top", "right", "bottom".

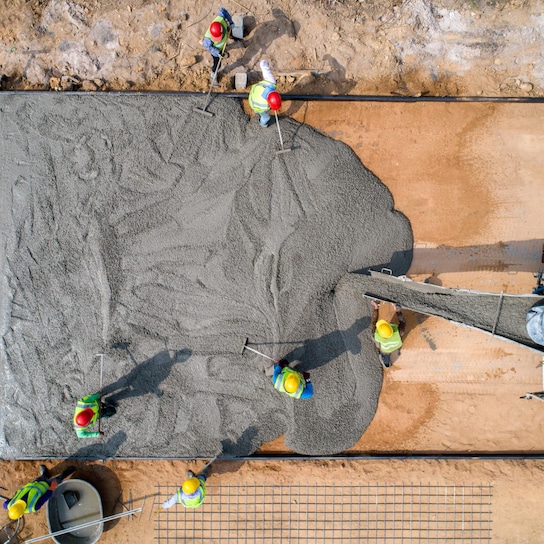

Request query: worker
[
  {"left": 3, "top": 465, "right": 75, "bottom": 520},
  {"left": 371, "top": 300, "right": 406, "bottom": 368},
  {"left": 73, "top": 392, "right": 116, "bottom": 438},
  {"left": 202, "top": 7, "right": 236, "bottom": 86},
  {"left": 248, "top": 59, "right": 281, "bottom": 127},
  {"left": 272, "top": 360, "right": 313, "bottom": 399},
  {"left": 162, "top": 465, "right": 210, "bottom": 509}
]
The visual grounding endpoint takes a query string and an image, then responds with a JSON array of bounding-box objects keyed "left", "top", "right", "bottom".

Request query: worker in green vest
[
  {"left": 202, "top": 7, "right": 236, "bottom": 85},
  {"left": 272, "top": 360, "right": 313, "bottom": 399},
  {"left": 248, "top": 59, "right": 281, "bottom": 127},
  {"left": 3, "top": 465, "right": 75, "bottom": 520},
  {"left": 162, "top": 465, "right": 210, "bottom": 510},
  {"left": 371, "top": 300, "right": 406, "bottom": 368},
  {"left": 73, "top": 392, "right": 116, "bottom": 438}
]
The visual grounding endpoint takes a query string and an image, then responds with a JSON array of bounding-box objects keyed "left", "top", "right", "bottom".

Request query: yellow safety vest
[
  {"left": 274, "top": 367, "right": 305, "bottom": 399},
  {"left": 374, "top": 324, "right": 403, "bottom": 353},
  {"left": 9, "top": 481, "right": 50, "bottom": 513},
  {"left": 178, "top": 478, "right": 207, "bottom": 508},
  {"left": 204, "top": 17, "right": 229, "bottom": 50},
  {"left": 248, "top": 81, "right": 276, "bottom": 114}
]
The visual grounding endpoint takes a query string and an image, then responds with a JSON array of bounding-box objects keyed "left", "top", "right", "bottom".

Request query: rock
[
  {"left": 49, "top": 76, "right": 61, "bottom": 91},
  {"left": 519, "top": 81, "right": 533, "bottom": 92},
  {"left": 81, "top": 80, "right": 98, "bottom": 91},
  {"left": 177, "top": 55, "right": 198, "bottom": 69}
]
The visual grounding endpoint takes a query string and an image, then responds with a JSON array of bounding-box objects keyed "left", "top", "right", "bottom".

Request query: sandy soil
[{"left": 0, "top": 0, "right": 543, "bottom": 97}]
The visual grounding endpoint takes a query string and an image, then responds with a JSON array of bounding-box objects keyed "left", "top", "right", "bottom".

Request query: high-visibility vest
[
  {"left": 73, "top": 394, "right": 100, "bottom": 429},
  {"left": 274, "top": 367, "right": 305, "bottom": 399},
  {"left": 9, "top": 481, "right": 50, "bottom": 513},
  {"left": 178, "top": 478, "right": 207, "bottom": 508},
  {"left": 248, "top": 81, "right": 276, "bottom": 113},
  {"left": 374, "top": 324, "right": 403, "bottom": 353},
  {"left": 204, "top": 17, "right": 229, "bottom": 51}
]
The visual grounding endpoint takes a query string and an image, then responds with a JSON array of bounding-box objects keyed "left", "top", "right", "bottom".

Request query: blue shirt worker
[
  {"left": 3, "top": 465, "right": 75, "bottom": 520},
  {"left": 371, "top": 300, "right": 406, "bottom": 368},
  {"left": 162, "top": 466, "right": 210, "bottom": 510},
  {"left": 248, "top": 60, "right": 281, "bottom": 127},
  {"left": 202, "top": 7, "right": 235, "bottom": 85},
  {"left": 272, "top": 360, "right": 314, "bottom": 399},
  {"left": 74, "top": 392, "right": 116, "bottom": 438}
]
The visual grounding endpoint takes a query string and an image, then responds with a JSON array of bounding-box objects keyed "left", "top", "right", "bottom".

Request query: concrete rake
[{"left": 274, "top": 111, "right": 293, "bottom": 155}]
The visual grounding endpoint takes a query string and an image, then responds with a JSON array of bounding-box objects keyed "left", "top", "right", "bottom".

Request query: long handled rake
[{"left": 274, "top": 111, "right": 292, "bottom": 155}]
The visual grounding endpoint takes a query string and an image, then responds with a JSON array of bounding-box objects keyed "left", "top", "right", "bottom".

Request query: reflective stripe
[
  {"left": 248, "top": 81, "right": 276, "bottom": 113},
  {"left": 9, "top": 481, "right": 49, "bottom": 513},
  {"left": 204, "top": 17, "right": 228, "bottom": 49},
  {"left": 274, "top": 368, "right": 304, "bottom": 399},
  {"left": 374, "top": 325, "right": 403, "bottom": 353}
]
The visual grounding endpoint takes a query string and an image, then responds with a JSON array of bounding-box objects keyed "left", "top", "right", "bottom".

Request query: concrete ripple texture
[{"left": 0, "top": 94, "right": 413, "bottom": 458}]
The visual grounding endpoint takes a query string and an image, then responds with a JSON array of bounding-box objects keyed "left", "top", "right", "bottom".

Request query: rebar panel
[{"left": 155, "top": 483, "right": 493, "bottom": 543}]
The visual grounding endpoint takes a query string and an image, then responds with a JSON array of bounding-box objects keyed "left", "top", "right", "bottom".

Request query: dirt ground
[
  {"left": 0, "top": 0, "right": 543, "bottom": 97},
  {"left": 2, "top": 1, "right": 544, "bottom": 542}
]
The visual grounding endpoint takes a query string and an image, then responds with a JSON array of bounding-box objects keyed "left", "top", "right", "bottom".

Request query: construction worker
[
  {"left": 73, "top": 392, "right": 116, "bottom": 438},
  {"left": 3, "top": 465, "right": 75, "bottom": 520},
  {"left": 272, "top": 360, "right": 313, "bottom": 399},
  {"left": 371, "top": 300, "right": 406, "bottom": 368},
  {"left": 248, "top": 59, "right": 281, "bottom": 127},
  {"left": 162, "top": 465, "right": 210, "bottom": 510},
  {"left": 202, "top": 7, "right": 236, "bottom": 86}
]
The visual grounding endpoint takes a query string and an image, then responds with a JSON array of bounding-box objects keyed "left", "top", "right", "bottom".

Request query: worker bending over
[
  {"left": 202, "top": 7, "right": 236, "bottom": 85},
  {"left": 273, "top": 360, "right": 314, "bottom": 399},
  {"left": 248, "top": 60, "right": 282, "bottom": 127},
  {"left": 73, "top": 392, "right": 116, "bottom": 438},
  {"left": 3, "top": 465, "right": 75, "bottom": 520},
  {"left": 162, "top": 465, "right": 210, "bottom": 509},
  {"left": 371, "top": 300, "right": 406, "bottom": 368}
]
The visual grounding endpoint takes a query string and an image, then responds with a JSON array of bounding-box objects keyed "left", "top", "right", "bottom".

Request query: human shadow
[
  {"left": 223, "top": 8, "right": 300, "bottom": 75},
  {"left": 281, "top": 317, "right": 369, "bottom": 373},
  {"left": 220, "top": 425, "right": 259, "bottom": 457},
  {"left": 65, "top": 431, "right": 128, "bottom": 461},
  {"left": 101, "top": 346, "right": 192, "bottom": 404}
]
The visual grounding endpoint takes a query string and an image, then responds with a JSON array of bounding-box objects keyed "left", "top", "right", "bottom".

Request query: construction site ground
[{"left": 2, "top": 1, "right": 544, "bottom": 543}]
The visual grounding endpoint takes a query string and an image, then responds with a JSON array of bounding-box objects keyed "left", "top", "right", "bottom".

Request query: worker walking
[
  {"left": 162, "top": 465, "right": 210, "bottom": 510},
  {"left": 202, "top": 7, "right": 236, "bottom": 86},
  {"left": 371, "top": 300, "right": 406, "bottom": 368},
  {"left": 248, "top": 60, "right": 282, "bottom": 127},
  {"left": 73, "top": 392, "right": 116, "bottom": 438},
  {"left": 3, "top": 465, "right": 75, "bottom": 520},
  {"left": 273, "top": 360, "right": 314, "bottom": 399}
]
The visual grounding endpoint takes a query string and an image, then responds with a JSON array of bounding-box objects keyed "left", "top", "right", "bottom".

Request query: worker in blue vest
[
  {"left": 248, "top": 59, "right": 281, "bottom": 127},
  {"left": 272, "top": 360, "right": 313, "bottom": 399},
  {"left": 162, "top": 465, "right": 210, "bottom": 510},
  {"left": 202, "top": 7, "right": 236, "bottom": 85},
  {"left": 371, "top": 300, "right": 406, "bottom": 368},
  {"left": 3, "top": 465, "right": 75, "bottom": 520}
]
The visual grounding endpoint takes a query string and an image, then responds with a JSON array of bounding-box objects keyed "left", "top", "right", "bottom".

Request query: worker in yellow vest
[
  {"left": 3, "top": 465, "right": 75, "bottom": 520},
  {"left": 162, "top": 465, "right": 210, "bottom": 510},
  {"left": 248, "top": 59, "right": 281, "bottom": 127},
  {"left": 73, "top": 392, "right": 116, "bottom": 438},
  {"left": 371, "top": 300, "right": 406, "bottom": 368},
  {"left": 202, "top": 7, "right": 236, "bottom": 85},
  {"left": 273, "top": 360, "right": 313, "bottom": 399}
]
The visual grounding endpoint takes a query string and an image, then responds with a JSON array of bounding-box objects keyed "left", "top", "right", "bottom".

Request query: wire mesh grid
[{"left": 155, "top": 482, "right": 492, "bottom": 543}]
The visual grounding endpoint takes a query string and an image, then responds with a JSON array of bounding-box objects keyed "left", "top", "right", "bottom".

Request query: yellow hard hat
[
  {"left": 8, "top": 499, "right": 26, "bottom": 520},
  {"left": 377, "top": 319, "right": 393, "bottom": 339},
  {"left": 182, "top": 477, "right": 200, "bottom": 495},
  {"left": 284, "top": 373, "right": 301, "bottom": 393}
]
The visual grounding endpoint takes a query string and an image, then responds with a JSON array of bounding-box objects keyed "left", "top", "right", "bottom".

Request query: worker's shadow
[
  {"left": 101, "top": 346, "right": 192, "bottom": 403},
  {"left": 65, "top": 431, "right": 128, "bottom": 461},
  {"left": 223, "top": 9, "right": 300, "bottom": 76},
  {"left": 220, "top": 425, "right": 259, "bottom": 457},
  {"left": 282, "top": 317, "right": 369, "bottom": 372}
]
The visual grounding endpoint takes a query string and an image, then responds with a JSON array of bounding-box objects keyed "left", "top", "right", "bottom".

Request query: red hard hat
[
  {"left": 75, "top": 408, "right": 94, "bottom": 427},
  {"left": 267, "top": 91, "right": 282, "bottom": 111},
  {"left": 210, "top": 21, "right": 223, "bottom": 39}
]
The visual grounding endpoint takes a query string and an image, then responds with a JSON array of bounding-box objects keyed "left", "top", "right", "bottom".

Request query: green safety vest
[
  {"left": 274, "top": 367, "right": 305, "bottom": 399},
  {"left": 73, "top": 393, "right": 100, "bottom": 437},
  {"left": 374, "top": 324, "right": 403, "bottom": 354},
  {"left": 248, "top": 81, "right": 276, "bottom": 113},
  {"left": 178, "top": 478, "right": 207, "bottom": 508},
  {"left": 9, "top": 480, "right": 50, "bottom": 513},
  {"left": 204, "top": 17, "right": 229, "bottom": 50}
]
